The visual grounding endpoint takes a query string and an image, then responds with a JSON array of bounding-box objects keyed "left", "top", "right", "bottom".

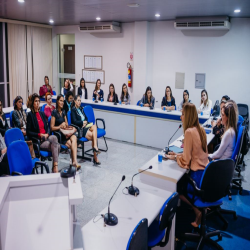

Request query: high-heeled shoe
[
  {"left": 93, "top": 159, "right": 101, "bottom": 165},
  {"left": 92, "top": 147, "right": 101, "bottom": 154}
]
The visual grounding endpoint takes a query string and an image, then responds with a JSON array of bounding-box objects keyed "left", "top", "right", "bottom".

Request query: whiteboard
[
  {"left": 82, "top": 69, "right": 105, "bottom": 84},
  {"left": 84, "top": 55, "right": 102, "bottom": 69}
]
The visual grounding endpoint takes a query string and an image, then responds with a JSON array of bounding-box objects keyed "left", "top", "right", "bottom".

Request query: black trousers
[{"left": 0, "top": 154, "right": 10, "bottom": 176}]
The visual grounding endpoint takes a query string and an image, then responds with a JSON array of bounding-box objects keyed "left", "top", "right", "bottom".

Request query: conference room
[{"left": 0, "top": 0, "right": 250, "bottom": 249}]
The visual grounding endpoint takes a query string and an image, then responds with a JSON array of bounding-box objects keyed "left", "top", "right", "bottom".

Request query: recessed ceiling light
[
  {"left": 96, "top": 17, "right": 101, "bottom": 21},
  {"left": 127, "top": 3, "right": 139, "bottom": 7},
  {"left": 234, "top": 9, "right": 241, "bottom": 13},
  {"left": 155, "top": 14, "right": 160, "bottom": 17},
  {"left": 18, "top": 0, "right": 25, "bottom": 2},
  {"left": 49, "top": 19, "right": 54, "bottom": 24}
]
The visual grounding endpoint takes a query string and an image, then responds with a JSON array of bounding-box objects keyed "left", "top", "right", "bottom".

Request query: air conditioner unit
[
  {"left": 174, "top": 20, "right": 231, "bottom": 30},
  {"left": 79, "top": 22, "right": 121, "bottom": 33}
]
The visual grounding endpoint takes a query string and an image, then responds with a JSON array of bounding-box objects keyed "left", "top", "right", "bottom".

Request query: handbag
[{"left": 60, "top": 126, "right": 77, "bottom": 139}]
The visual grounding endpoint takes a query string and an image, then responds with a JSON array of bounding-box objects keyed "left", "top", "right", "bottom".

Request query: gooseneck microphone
[
  {"left": 128, "top": 166, "right": 153, "bottom": 196},
  {"left": 104, "top": 175, "right": 126, "bottom": 226},
  {"left": 165, "top": 124, "right": 182, "bottom": 154}
]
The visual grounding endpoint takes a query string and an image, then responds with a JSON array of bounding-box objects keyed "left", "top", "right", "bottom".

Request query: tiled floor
[{"left": 51, "top": 136, "right": 250, "bottom": 228}]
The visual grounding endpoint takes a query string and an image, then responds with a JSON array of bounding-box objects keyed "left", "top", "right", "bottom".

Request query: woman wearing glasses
[
  {"left": 44, "top": 92, "right": 55, "bottom": 120},
  {"left": 107, "top": 84, "right": 119, "bottom": 103},
  {"left": 177, "top": 90, "right": 191, "bottom": 111},
  {"left": 198, "top": 89, "right": 212, "bottom": 115},
  {"left": 120, "top": 83, "right": 130, "bottom": 105},
  {"left": 161, "top": 86, "right": 175, "bottom": 110}
]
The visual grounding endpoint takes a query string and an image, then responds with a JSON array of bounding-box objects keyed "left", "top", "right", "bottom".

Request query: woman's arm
[
  {"left": 77, "top": 87, "right": 81, "bottom": 96},
  {"left": 177, "top": 101, "right": 183, "bottom": 111},
  {"left": 169, "top": 98, "right": 175, "bottom": 110},
  {"left": 26, "top": 113, "right": 40, "bottom": 138},
  {"left": 61, "top": 88, "right": 64, "bottom": 95},
  {"left": 161, "top": 97, "right": 166, "bottom": 109},
  {"left": 12, "top": 111, "right": 21, "bottom": 128},
  {"left": 71, "top": 109, "right": 84, "bottom": 127},
  {"left": 126, "top": 94, "right": 131, "bottom": 105},
  {"left": 86, "top": 89, "right": 88, "bottom": 99},
  {"left": 151, "top": 97, "right": 155, "bottom": 107},
  {"left": 70, "top": 83, "right": 74, "bottom": 91},
  {"left": 51, "top": 116, "right": 61, "bottom": 131}
]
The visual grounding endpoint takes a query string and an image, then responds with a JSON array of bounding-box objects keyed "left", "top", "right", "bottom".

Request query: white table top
[{"left": 81, "top": 182, "right": 173, "bottom": 250}]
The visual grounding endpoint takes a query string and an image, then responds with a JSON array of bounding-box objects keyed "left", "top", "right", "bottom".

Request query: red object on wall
[{"left": 128, "top": 66, "right": 132, "bottom": 88}]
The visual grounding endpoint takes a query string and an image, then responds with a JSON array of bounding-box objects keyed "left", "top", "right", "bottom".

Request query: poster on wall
[
  {"left": 84, "top": 55, "right": 102, "bottom": 69},
  {"left": 82, "top": 69, "right": 105, "bottom": 83}
]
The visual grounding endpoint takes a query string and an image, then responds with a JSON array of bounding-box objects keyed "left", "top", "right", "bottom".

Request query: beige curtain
[
  {"left": 32, "top": 27, "right": 52, "bottom": 94},
  {"left": 8, "top": 23, "right": 28, "bottom": 104},
  {"left": 7, "top": 24, "right": 52, "bottom": 104}
]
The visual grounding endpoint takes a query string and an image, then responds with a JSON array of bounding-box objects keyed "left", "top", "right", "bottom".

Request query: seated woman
[
  {"left": 0, "top": 100, "right": 9, "bottom": 136},
  {"left": 61, "top": 79, "right": 73, "bottom": 96},
  {"left": 44, "top": 92, "right": 55, "bottom": 120},
  {"left": 51, "top": 95, "right": 80, "bottom": 170},
  {"left": 197, "top": 89, "right": 212, "bottom": 115},
  {"left": 26, "top": 93, "right": 60, "bottom": 173},
  {"left": 177, "top": 90, "right": 191, "bottom": 111},
  {"left": 161, "top": 86, "right": 175, "bottom": 110},
  {"left": 93, "top": 79, "right": 104, "bottom": 101},
  {"left": 63, "top": 91, "right": 74, "bottom": 115},
  {"left": 78, "top": 78, "right": 88, "bottom": 101},
  {"left": 42, "top": 76, "right": 53, "bottom": 95},
  {"left": 140, "top": 86, "right": 155, "bottom": 108},
  {"left": 12, "top": 96, "right": 27, "bottom": 137},
  {"left": 71, "top": 95, "right": 101, "bottom": 165},
  {"left": 0, "top": 133, "right": 9, "bottom": 176},
  {"left": 120, "top": 83, "right": 130, "bottom": 105},
  {"left": 107, "top": 84, "right": 119, "bottom": 103},
  {"left": 165, "top": 103, "right": 209, "bottom": 228},
  {"left": 209, "top": 103, "right": 237, "bottom": 160}
]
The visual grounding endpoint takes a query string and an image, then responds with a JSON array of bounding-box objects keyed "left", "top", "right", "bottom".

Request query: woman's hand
[
  {"left": 144, "top": 104, "right": 149, "bottom": 107},
  {"left": 168, "top": 152, "right": 177, "bottom": 155},
  {"left": 217, "top": 118, "right": 222, "bottom": 126},
  {"left": 1, "top": 148, "right": 7, "bottom": 155},
  {"left": 0, "top": 116, "right": 3, "bottom": 121},
  {"left": 60, "top": 122, "right": 67, "bottom": 129},
  {"left": 165, "top": 154, "right": 176, "bottom": 160},
  {"left": 198, "top": 110, "right": 201, "bottom": 114},
  {"left": 41, "top": 134, "right": 49, "bottom": 140},
  {"left": 83, "top": 121, "right": 87, "bottom": 127}
]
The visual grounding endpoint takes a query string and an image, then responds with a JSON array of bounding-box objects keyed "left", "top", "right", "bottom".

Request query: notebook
[{"left": 168, "top": 146, "right": 183, "bottom": 153}]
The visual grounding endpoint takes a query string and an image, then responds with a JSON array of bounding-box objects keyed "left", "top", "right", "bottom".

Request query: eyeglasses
[
  {"left": 201, "top": 94, "right": 206, "bottom": 97},
  {"left": 166, "top": 90, "right": 170, "bottom": 93},
  {"left": 123, "top": 87, "right": 127, "bottom": 89},
  {"left": 183, "top": 94, "right": 188, "bottom": 96}
]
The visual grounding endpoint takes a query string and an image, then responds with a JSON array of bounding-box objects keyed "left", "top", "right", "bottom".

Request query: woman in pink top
[
  {"left": 44, "top": 92, "right": 55, "bottom": 120},
  {"left": 166, "top": 103, "right": 209, "bottom": 227}
]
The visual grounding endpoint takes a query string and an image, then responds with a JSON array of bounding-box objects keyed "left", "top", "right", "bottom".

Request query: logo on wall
[{"left": 130, "top": 52, "right": 133, "bottom": 61}]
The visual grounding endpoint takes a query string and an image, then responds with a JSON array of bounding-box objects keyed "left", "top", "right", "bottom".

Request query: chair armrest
[
  {"left": 32, "top": 142, "right": 41, "bottom": 158},
  {"left": 53, "top": 131, "right": 62, "bottom": 143},
  {"left": 186, "top": 174, "right": 204, "bottom": 202},
  {"left": 96, "top": 118, "right": 106, "bottom": 130},
  {"left": 33, "top": 161, "right": 50, "bottom": 174},
  {"left": 31, "top": 137, "right": 41, "bottom": 146},
  {"left": 11, "top": 171, "right": 23, "bottom": 176}
]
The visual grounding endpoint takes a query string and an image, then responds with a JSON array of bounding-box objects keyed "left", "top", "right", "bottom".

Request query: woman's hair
[
  {"left": 226, "top": 100, "right": 238, "bottom": 124},
  {"left": 165, "top": 86, "right": 174, "bottom": 99},
  {"left": 65, "top": 91, "right": 73, "bottom": 102},
  {"left": 121, "top": 83, "right": 128, "bottom": 101},
  {"left": 183, "top": 90, "right": 189, "bottom": 104},
  {"left": 27, "top": 93, "right": 40, "bottom": 113},
  {"left": 56, "top": 94, "right": 64, "bottom": 109},
  {"left": 222, "top": 103, "right": 237, "bottom": 134},
  {"left": 14, "top": 96, "right": 23, "bottom": 110},
  {"left": 44, "top": 76, "right": 49, "bottom": 83},
  {"left": 0, "top": 100, "right": 3, "bottom": 115},
  {"left": 64, "top": 79, "right": 69, "bottom": 89},
  {"left": 80, "top": 78, "right": 86, "bottom": 89},
  {"left": 45, "top": 92, "right": 52, "bottom": 101},
  {"left": 182, "top": 103, "right": 207, "bottom": 153},
  {"left": 95, "top": 79, "right": 101, "bottom": 91},
  {"left": 145, "top": 86, "right": 153, "bottom": 100},
  {"left": 221, "top": 95, "right": 230, "bottom": 101},
  {"left": 71, "top": 95, "right": 81, "bottom": 108},
  {"left": 109, "top": 83, "right": 116, "bottom": 96},
  {"left": 201, "top": 89, "right": 209, "bottom": 106}
]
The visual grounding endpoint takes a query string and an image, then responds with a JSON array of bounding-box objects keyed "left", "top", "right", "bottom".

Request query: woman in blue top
[
  {"left": 140, "top": 86, "right": 155, "bottom": 108},
  {"left": 93, "top": 79, "right": 104, "bottom": 101},
  {"left": 71, "top": 95, "right": 101, "bottom": 165},
  {"left": 63, "top": 91, "right": 74, "bottom": 115},
  {"left": 161, "top": 86, "right": 175, "bottom": 110}
]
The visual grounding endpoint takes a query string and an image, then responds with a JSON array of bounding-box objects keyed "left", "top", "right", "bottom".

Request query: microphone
[
  {"left": 165, "top": 124, "right": 182, "bottom": 154},
  {"left": 104, "top": 175, "right": 126, "bottom": 226},
  {"left": 128, "top": 166, "right": 153, "bottom": 196}
]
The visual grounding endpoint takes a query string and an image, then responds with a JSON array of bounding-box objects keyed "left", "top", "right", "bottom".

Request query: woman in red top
[
  {"left": 27, "top": 93, "right": 60, "bottom": 173},
  {"left": 44, "top": 92, "right": 55, "bottom": 120}
]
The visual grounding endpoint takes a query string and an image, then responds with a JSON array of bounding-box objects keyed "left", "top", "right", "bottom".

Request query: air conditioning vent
[
  {"left": 174, "top": 20, "right": 230, "bottom": 30},
  {"left": 79, "top": 22, "right": 121, "bottom": 33}
]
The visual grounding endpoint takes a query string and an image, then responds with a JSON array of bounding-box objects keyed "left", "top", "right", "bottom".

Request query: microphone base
[
  {"left": 60, "top": 166, "right": 76, "bottom": 178},
  {"left": 95, "top": 100, "right": 99, "bottom": 103},
  {"left": 104, "top": 213, "right": 118, "bottom": 226},
  {"left": 128, "top": 186, "right": 140, "bottom": 196}
]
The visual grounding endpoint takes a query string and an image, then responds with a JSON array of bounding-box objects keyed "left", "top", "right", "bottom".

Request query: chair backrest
[
  {"left": 67, "top": 110, "right": 72, "bottom": 125},
  {"left": 231, "top": 125, "right": 244, "bottom": 163},
  {"left": 5, "top": 128, "right": 25, "bottom": 147},
  {"left": 200, "top": 159, "right": 235, "bottom": 202},
  {"left": 126, "top": 218, "right": 148, "bottom": 250},
  {"left": 40, "top": 104, "right": 46, "bottom": 112},
  {"left": 84, "top": 106, "right": 95, "bottom": 124},
  {"left": 136, "top": 100, "right": 141, "bottom": 106},
  {"left": 7, "top": 140, "right": 33, "bottom": 175},
  {"left": 10, "top": 110, "right": 14, "bottom": 127},
  {"left": 237, "top": 103, "right": 249, "bottom": 120},
  {"left": 53, "top": 90, "right": 56, "bottom": 95}
]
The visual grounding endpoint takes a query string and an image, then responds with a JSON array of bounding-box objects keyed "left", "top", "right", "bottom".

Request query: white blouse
[{"left": 199, "top": 99, "right": 212, "bottom": 115}]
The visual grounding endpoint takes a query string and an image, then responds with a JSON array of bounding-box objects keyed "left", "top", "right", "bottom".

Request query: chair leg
[
  {"left": 197, "top": 236, "right": 204, "bottom": 250},
  {"left": 215, "top": 210, "right": 229, "bottom": 229},
  {"left": 98, "top": 136, "right": 108, "bottom": 152},
  {"left": 77, "top": 142, "right": 92, "bottom": 162},
  {"left": 205, "top": 238, "right": 223, "bottom": 250}
]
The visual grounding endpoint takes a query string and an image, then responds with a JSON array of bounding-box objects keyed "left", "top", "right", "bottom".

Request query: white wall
[{"left": 52, "top": 18, "right": 250, "bottom": 109}]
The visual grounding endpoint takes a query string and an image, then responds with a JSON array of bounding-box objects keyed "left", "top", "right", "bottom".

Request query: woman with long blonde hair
[{"left": 166, "top": 103, "right": 209, "bottom": 227}]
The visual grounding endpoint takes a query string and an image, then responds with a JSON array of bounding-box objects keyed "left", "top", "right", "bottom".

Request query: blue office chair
[
  {"left": 184, "top": 159, "right": 235, "bottom": 250},
  {"left": 148, "top": 192, "right": 179, "bottom": 249},
  {"left": 84, "top": 105, "right": 108, "bottom": 152},
  {"left": 7, "top": 140, "right": 49, "bottom": 175},
  {"left": 238, "top": 115, "right": 244, "bottom": 128},
  {"left": 5, "top": 128, "right": 24, "bottom": 147},
  {"left": 126, "top": 218, "right": 148, "bottom": 250},
  {"left": 53, "top": 90, "right": 56, "bottom": 95},
  {"left": 40, "top": 104, "right": 46, "bottom": 112},
  {"left": 67, "top": 111, "right": 91, "bottom": 162},
  {"left": 9, "top": 110, "right": 14, "bottom": 127},
  {"left": 136, "top": 100, "right": 141, "bottom": 106}
]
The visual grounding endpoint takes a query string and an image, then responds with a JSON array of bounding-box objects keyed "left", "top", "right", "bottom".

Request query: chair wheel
[{"left": 218, "top": 234, "right": 222, "bottom": 241}]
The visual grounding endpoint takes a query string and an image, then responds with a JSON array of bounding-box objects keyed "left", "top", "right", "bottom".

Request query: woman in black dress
[{"left": 50, "top": 95, "right": 80, "bottom": 170}]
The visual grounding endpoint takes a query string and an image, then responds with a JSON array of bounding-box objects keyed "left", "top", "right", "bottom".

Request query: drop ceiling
[{"left": 0, "top": 0, "right": 250, "bottom": 26}]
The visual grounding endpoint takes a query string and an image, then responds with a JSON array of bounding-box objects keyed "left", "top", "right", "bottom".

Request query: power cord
[
  {"left": 93, "top": 214, "right": 104, "bottom": 223},
  {"left": 122, "top": 187, "right": 129, "bottom": 195}
]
